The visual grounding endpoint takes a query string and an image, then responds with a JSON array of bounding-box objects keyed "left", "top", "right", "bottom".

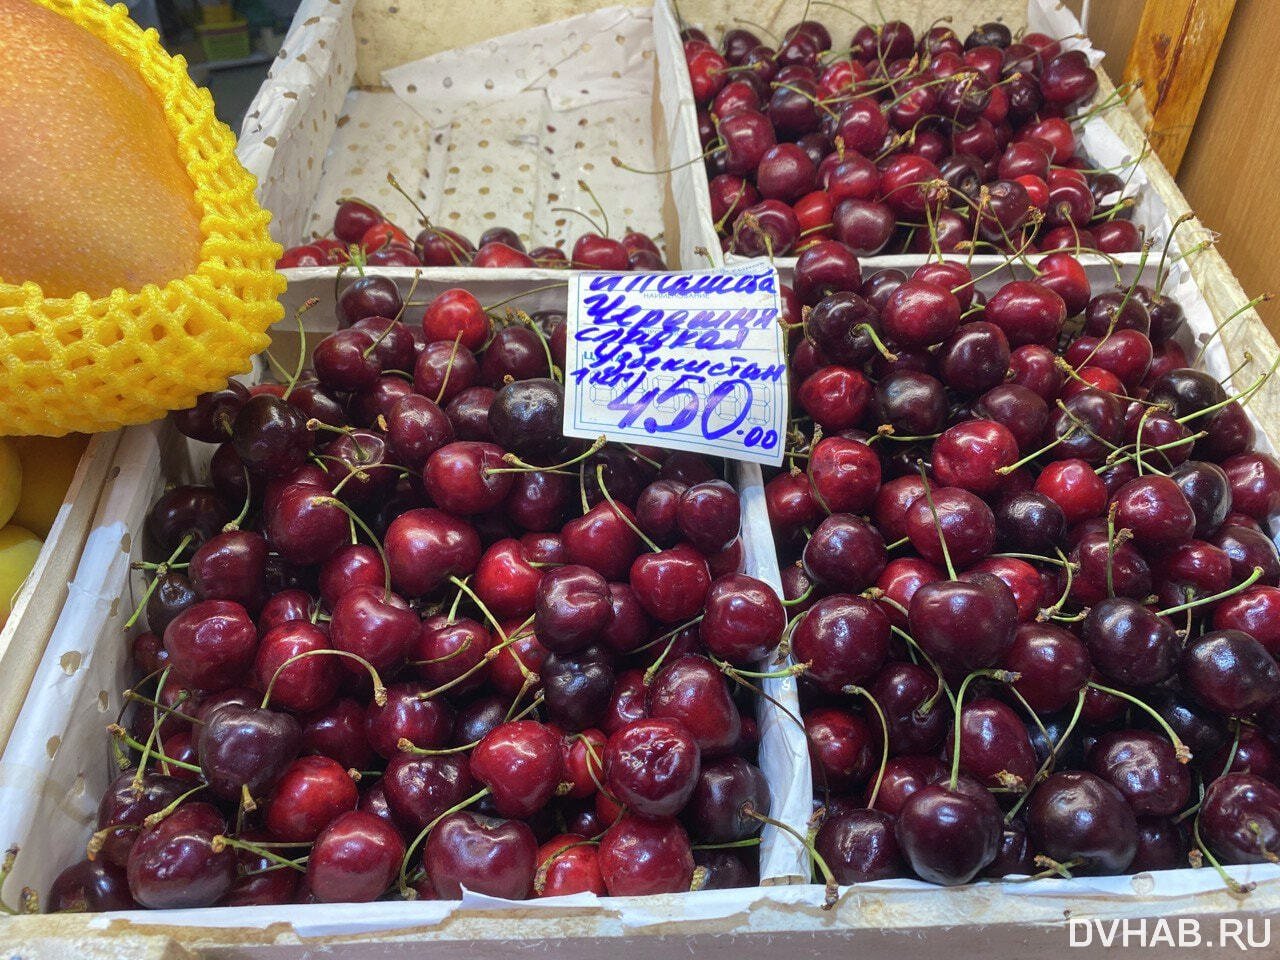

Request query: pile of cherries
[
  {"left": 768, "top": 237, "right": 1280, "bottom": 886},
  {"left": 679, "top": 16, "right": 1144, "bottom": 259},
  {"left": 45, "top": 275, "right": 783, "bottom": 912},
  {"left": 278, "top": 198, "right": 668, "bottom": 272}
]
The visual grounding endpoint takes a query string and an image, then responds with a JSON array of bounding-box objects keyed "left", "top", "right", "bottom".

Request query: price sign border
[{"left": 561, "top": 262, "right": 789, "bottom": 468}]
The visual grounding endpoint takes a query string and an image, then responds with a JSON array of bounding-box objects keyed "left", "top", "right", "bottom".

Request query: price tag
[{"left": 562, "top": 261, "right": 788, "bottom": 467}]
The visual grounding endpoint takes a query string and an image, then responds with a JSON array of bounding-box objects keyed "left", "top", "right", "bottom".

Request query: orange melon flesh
[{"left": 0, "top": 0, "right": 204, "bottom": 298}]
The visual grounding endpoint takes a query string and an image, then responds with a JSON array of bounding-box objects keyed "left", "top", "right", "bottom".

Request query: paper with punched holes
[{"left": 563, "top": 261, "right": 789, "bottom": 466}]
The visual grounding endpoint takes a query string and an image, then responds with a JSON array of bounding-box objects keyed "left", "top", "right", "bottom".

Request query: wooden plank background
[{"left": 1068, "top": 0, "right": 1278, "bottom": 330}]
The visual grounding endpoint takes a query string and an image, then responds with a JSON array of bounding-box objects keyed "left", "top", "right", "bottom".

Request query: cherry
[
  {"left": 1027, "top": 771, "right": 1137, "bottom": 875},
  {"left": 797, "top": 365, "right": 872, "bottom": 433},
  {"left": 984, "top": 280, "right": 1066, "bottom": 347},
  {"left": 48, "top": 858, "right": 136, "bottom": 912},
  {"left": 910, "top": 573, "right": 1018, "bottom": 676},
  {"left": 338, "top": 275, "right": 402, "bottom": 328},
  {"left": 1222, "top": 452, "right": 1280, "bottom": 521},
  {"left": 949, "top": 696, "right": 1037, "bottom": 790},
  {"left": 931, "top": 420, "right": 1018, "bottom": 494},
  {"left": 815, "top": 808, "right": 906, "bottom": 883},
  {"left": 535, "top": 834, "right": 606, "bottom": 897},
  {"left": 535, "top": 564, "right": 613, "bottom": 652},
  {"left": 94, "top": 770, "right": 187, "bottom": 868},
  {"left": 805, "top": 706, "right": 875, "bottom": 792},
  {"left": 802, "top": 513, "right": 886, "bottom": 592},
  {"left": 423, "top": 441, "right": 513, "bottom": 515},
  {"left": 976, "top": 384, "right": 1048, "bottom": 454},
  {"left": 424, "top": 811, "right": 537, "bottom": 900},
  {"left": 731, "top": 199, "right": 799, "bottom": 256},
  {"left": 330, "top": 587, "right": 418, "bottom": 675},
  {"left": 572, "top": 233, "right": 630, "bottom": 271},
  {"left": 385, "top": 395, "right": 453, "bottom": 471},
  {"left": 684, "top": 756, "right": 769, "bottom": 843},
  {"left": 163, "top": 599, "right": 257, "bottom": 692},
  {"left": 1004, "top": 622, "right": 1091, "bottom": 713},
  {"left": 1200, "top": 773, "right": 1280, "bottom": 864},
  {"left": 265, "top": 755, "right": 359, "bottom": 841},
  {"left": 416, "top": 226, "right": 475, "bottom": 266},
  {"left": 1129, "top": 817, "right": 1190, "bottom": 873},
  {"left": 895, "top": 774, "right": 1001, "bottom": 885},
  {"left": 414, "top": 339, "right": 479, "bottom": 404},
  {"left": 471, "top": 720, "right": 564, "bottom": 818},
  {"left": 304, "top": 809, "right": 405, "bottom": 903},
  {"left": 1212, "top": 524, "right": 1280, "bottom": 586},
  {"left": 938, "top": 322, "right": 1011, "bottom": 396},
  {"left": 385, "top": 507, "right": 481, "bottom": 596},
  {"left": 700, "top": 573, "right": 784, "bottom": 664},
  {"left": 126, "top": 802, "right": 235, "bottom": 908},
  {"left": 1183, "top": 630, "right": 1280, "bottom": 716},
  {"left": 793, "top": 240, "right": 862, "bottom": 305},
  {"left": 1111, "top": 475, "right": 1197, "bottom": 549},
  {"left": 677, "top": 480, "right": 741, "bottom": 555},
  {"left": 473, "top": 241, "right": 536, "bottom": 268},
  {"left": 603, "top": 717, "right": 701, "bottom": 818},
  {"left": 1082, "top": 598, "right": 1178, "bottom": 687},
  {"left": 382, "top": 753, "right": 474, "bottom": 834},
  {"left": 364, "top": 682, "right": 453, "bottom": 757},
  {"left": 647, "top": 654, "right": 741, "bottom": 758},
  {"left": 598, "top": 815, "right": 694, "bottom": 895},
  {"left": 422, "top": 289, "right": 490, "bottom": 351},
  {"left": 189, "top": 530, "right": 267, "bottom": 611},
  {"left": 302, "top": 697, "right": 374, "bottom": 771},
  {"left": 881, "top": 279, "right": 961, "bottom": 348},
  {"left": 254, "top": 621, "right": 339, "bottom": 713},
  {"left": 904, "top": 486, "right": 995, "bottom": 569},
  {"left": 1087, "top": 730, "right": 1190, "bottom": 817},
  {"left": 630, "top": 543, "right": 711, "bottom": 622},
  {"left": 792, "top": 595, "right": 889, "bottom": 693},
  {"left": 198, "top": 703, "right": 301, "bottom": 802},
  {"left": 1214, "top": 586, "right": 1280, "bottom": 655},
  {"left": 1068, "top": 531, "right": 1152, "bottom": 604}
]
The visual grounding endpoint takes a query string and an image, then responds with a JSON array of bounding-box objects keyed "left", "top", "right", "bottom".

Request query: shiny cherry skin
[
  {"left": 1199, "top": 774, "right": 1280, "bottom": 864},
  {"left": 1087, "top": 729, "right": 1190, "bottom": 817},
  {"left": 1182, "top": 630, "right": 1280, "bottom": 716},
  {"left": 908, "top": 574, "right": 1018, "bottom": 676},
  {"left": 598, "top": 815, "right": 695, "bottom": 896},
  {"left": 895, "top": 775, "right": 1002, "bottom": 885},
  {"left": 802, "top": 513, "right": 887, "bottom": 592},
  {"left": 816, "top": 808, "right": 907, "bottom": 883},
  {"left": 307, "top": 810, "right": 406, "bottom": 902},
  {"left": 605, "top": 717, "right": 701, "bottom": 818},
  {"left": 792, "top": 594, "right": 890, "bottom": 693},
  {"left": 126, "top": 802, "right": 236, "bottom": 909},
  {"left": 265, "top": 755, "right": 359, "bottom": 842},
  {"left": 425, "top": 811, "right": 538, "bottom": 900},
  {"left": 647, "top": 654, "right": 741, "bottom": 758},
  {"left": 1081, "top": 598, "right": 1178, "bottom": 687},
  {"left": 163, "top": 599, "right": 257, "bottom": 692},
  {"left": 1026, "top": 771, "right": 1137, "bottom": 875},
  {"left": 471, "top": 720, "right": 565, "bottom": 819},
  {"left": 385, "top": 508, "right": 481, "bottom": 597},
  {"left": 630, "top": 543, "right": 712, "bottom": 623}
]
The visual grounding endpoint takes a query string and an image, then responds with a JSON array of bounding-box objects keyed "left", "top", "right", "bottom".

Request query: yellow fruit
[
  {"left": 0, "top": 525, "right": 42, "bottom": 628},
  {"left": 0, "top": 440, "right": 20, "bottom": 530},
  {"left": 0, "top": 0, "right": 203, "bottom": 298},
  {"left": 10, "top": 434, "right": 87, "bottom": 537},
  {"left": 0, "top": 0, "right": 284, "bottom": 437}
]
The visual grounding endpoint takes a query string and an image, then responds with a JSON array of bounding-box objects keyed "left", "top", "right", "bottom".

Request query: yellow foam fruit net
[{"left": 0, "top": 0, "right": 285, "bottom": 436}]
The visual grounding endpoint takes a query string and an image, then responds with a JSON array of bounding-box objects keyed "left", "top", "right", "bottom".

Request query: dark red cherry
[
  {"left": 265, "top": 755, "right": 359, "bottom": 842},
  {"left": 802, "top": 513, "right": 886, "bottom": 593},
  {"left": 895, "top": 775, "right": 1001, "bottom": 885},
  {"left": 1200, "top": 774, "right": 1280, "bottom": 864},
  {"left": 306, "top": 810, "right": 405, "bottom": 903},
  {"left": 647, "top": 654, "right": 741, "bottom": 758},
  {"left": 1026, "top": 771, "right": 1137, "bottom": 875},
  {"left": 1087, "top": 729, "right": 1190, "bottom": 817},
  {"left": 909, "top": 574, "right": 1018, "bottom": 676},
  {"left": 1081, "top": 598, "right": 1178, "bottom": 688},
  {"left": 425, "top": 811, "right": 538, "bottom": 900},
  {"left": 598, "top": 814, "right": 694, "bottom": 895},
  {"left": 471, "top": 720, "right": 564, "bottom": 819},
  {"left": 605, "top": 717, "right": 701, "bottom": 818},
  {"left": 792, "top": 594, "right": 890, "bottom": 694},
  {"left": 1183, "top": 630, "right": 1280, "bottom": 716},
  {"left": 126, "top": 802, "right": 235, "bottom": 908}
]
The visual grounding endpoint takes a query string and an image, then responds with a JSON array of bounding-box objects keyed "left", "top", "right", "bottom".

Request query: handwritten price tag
[{"left": 562, "top": 262, "right": 788, "bottom": 467}]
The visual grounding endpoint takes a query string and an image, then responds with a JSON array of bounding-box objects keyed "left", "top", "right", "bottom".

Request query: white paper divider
[{"left": 657, "top": 0, "right": 1171, "bottom": 273}]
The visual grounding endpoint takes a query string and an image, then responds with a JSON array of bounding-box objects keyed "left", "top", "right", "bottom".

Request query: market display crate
[
  {"left": 236, "top": 0, "right": 708, "bottom": 275},
  {"left": 655, "top": 0, "right": 1171, "bottom": 272},
  {"left": 5, "top": 0, "right": 1280, "bottom": 956},
  {"left": 0, "top": 271, "right": 814, "bottom": 937}
]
